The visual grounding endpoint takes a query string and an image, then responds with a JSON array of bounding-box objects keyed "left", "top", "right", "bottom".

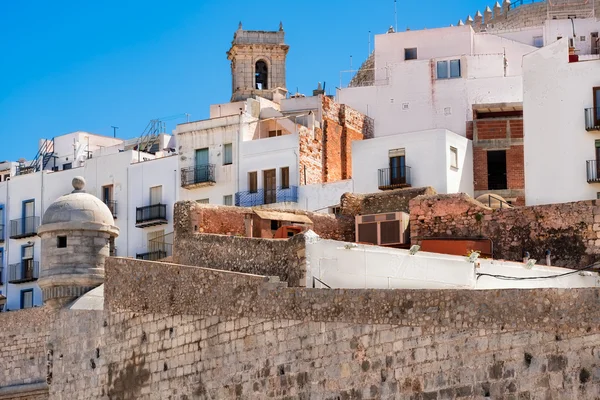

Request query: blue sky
[{"left": 0, "top": 0, "right": 484, "bottom": 161}]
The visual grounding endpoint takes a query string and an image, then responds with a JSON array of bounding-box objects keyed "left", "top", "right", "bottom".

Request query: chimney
[
  {"left": 474, "top": 10, "right": 483, "bottom": 27},
  {"left": 503, "top": 0, "right": 511, "bottom": 14},
  {"left": 465, "top": 15, "right": 474, "bottom": 26},
  {"left": 493, "top": 1, "right": 502, "bottom": 18},
  {"left": 484, "top": 6, "right": 493, "bottom": 24}
]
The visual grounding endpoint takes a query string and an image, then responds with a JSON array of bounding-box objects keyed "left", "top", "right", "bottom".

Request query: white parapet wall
[{"left": 305, "top": 236, "right": 600, "bottom": 290}]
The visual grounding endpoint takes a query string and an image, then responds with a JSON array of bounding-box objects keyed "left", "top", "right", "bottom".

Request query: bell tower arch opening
[{"left": 255, "top": 60, "right": 268, "bottom": 90}]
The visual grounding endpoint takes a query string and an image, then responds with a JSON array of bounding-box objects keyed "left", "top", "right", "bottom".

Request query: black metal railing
[
  {"left": 0, "top": 224, "right": 4, "bottom": 242},
  {"left": 9, "top": 216, "right": 40, "bottom": 239},
  {"left": 235, "top": 186, "right": 298, "bottom": 207},
  {"left": 181, "top": 164, "right": 216, "bottom": 187},
  {"left": 378, "top": 167, "right": 412, "bottom": 190},
  {"left": 136, "top": 204, "right": 167, "bottom": 225},
  {"left": 587, "top": 160, "right": 600, "bottom": 182},
  {"left": 104, "top": 200, "right": 117, "bottom": 218},
  {"left": 8, "top": 261, "right": 39, "bottom": 283},
  {"left": 136, "top": 250, "right": 168, "bottom": 261},
  {"left": 585, "top": 108, "right": 600, "bottom": 131}
]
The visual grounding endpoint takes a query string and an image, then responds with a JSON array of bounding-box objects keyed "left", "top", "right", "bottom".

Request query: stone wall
[
  {"left": 175, "top": 201, "right": 355, "bottom": 242},
  {"left": 172, "top": 233, "right": 307, "bottom": 287},
  {"left": 340, "top": 187, "right": 437, "bottom": 216},
  {"left": 410, "top": 193, "right": 600, "bottom": 267}
]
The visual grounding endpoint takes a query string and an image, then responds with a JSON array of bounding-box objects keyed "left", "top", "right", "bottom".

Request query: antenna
[
  {"left": 350, "top": 55, "right": 353, "bottom": 70},
  {"left": 394, "top": 0, "right": 398, "bottom": 33},
  {"left": 111, "top": 126, "right": 119, "bottom": 138},
  {"left": 368, "top": 31, "right": 371, "bottom": 55},
  {"left": 185, "top": 113, "right": 190, "bottom": 123}
]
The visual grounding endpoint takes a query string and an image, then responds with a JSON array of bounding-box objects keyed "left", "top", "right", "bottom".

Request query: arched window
[{"left": 255, "top": 60, "right": 268, "bottom": 90}]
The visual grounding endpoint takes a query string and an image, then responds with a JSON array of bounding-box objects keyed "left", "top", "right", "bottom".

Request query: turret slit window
[{"left": 255, "top": 60, "right": 268, "bottom": 90}]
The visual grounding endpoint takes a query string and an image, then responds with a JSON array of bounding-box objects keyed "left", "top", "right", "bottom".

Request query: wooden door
[{"left": 263, "top": 169, "right": 276, "bottom": 204}]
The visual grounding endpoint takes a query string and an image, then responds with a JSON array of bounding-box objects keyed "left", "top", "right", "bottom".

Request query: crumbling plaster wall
[{"left": 410, "top": 193, "right": 600, "bottom": 267}]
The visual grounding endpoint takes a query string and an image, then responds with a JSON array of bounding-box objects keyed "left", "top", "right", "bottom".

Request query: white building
[
  {"left": 523, "top": 37, "right": 600, "bottom": 205},
  {"left": 0, "top": 131, "right": 177, "bottom": 311}
]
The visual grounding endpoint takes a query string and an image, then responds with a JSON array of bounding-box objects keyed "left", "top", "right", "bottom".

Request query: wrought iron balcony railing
[
  {"left": 235, "top": 186, "right": 298, "bottom": 207},
  {"left": 587, "top": 160, "right": 600, "bottom": 183},
  {"left": 585, "top": 108, "right": 600, "bottom": 131},
  {"left": 104, "top": 200, "right": 117, "bottom": 218},
  {"left": 136, "top": 250, "right": 168, "bottom": 261},
  {"left": 0, "top": 224, "right": 4, "bottom": 243},
  {"left": 8, "top": 261, "right": 39, "bottom": 283},
  {"left": 181, "top": 164, "right": 216, "bottom": 188},
  {"left": 378, "top": 166, "right": 412, "bottom": 190},
  {"left": 135, "top": 204, "right": 168, "bottom": 228},
  {"left": 9, "top": 216, "right": 40, "bottom": 239}
]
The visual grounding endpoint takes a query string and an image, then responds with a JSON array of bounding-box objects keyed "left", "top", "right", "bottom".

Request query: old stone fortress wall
[{"left": 0, "top": 175, "right": 600, "bottom": 399}]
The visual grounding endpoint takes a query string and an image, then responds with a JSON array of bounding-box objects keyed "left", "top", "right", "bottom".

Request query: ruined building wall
[
  {"left": 340, "top": 186, "right": 437, "bottom": 216},
  {"left": 410, "top": 193, "right": 600, "bottom": 267}
]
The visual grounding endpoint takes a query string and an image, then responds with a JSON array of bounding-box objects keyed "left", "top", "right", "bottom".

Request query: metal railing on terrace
[
  {"left": 104, "top": 200, "right": 117, "bottom": 218},
  {"left": 136, "top": 250, "right": 168, "bottom": 261},
  {"left": 235, "top": 186, "right": 298, "bottom": 207},
  {"left": 181, "top": 165, "right": 216, "bottom": 187},
  {"left": 8, "top": 261, "right": 39, "bottom": 283},
  {"left": 135, "top": 204, "right": 167, "bottom": 227},
  {"left": 378, "top": 167, "right": 412, "bottom": 190},
  {"left": 585, "top": 108, "right": 600, "bottom": 131},
  {"left": 10, "top": 216, "right": 40, "bottom": 239}
]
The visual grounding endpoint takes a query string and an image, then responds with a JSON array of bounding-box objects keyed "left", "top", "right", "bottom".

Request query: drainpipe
[{"left": 545, "top": 250, "right": 551, "bottom": 266}]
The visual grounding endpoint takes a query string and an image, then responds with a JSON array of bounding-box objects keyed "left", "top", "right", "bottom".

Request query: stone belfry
[{"left": 227, "top": 22, "right": 289, "bottom": 102}]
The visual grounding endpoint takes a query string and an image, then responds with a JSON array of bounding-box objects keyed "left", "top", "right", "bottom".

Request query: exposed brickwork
[
  {"left": 410, "top": 193, "right": 600, "bottom": 267},
  {"left": 473, "top": 146, "right": 488, "bottom": 191},
  {"left": 507, "top": 145, "right": 525, "bottom": 204},
  {"left": 298, "top": 126, "right": 323, "bottom": 185},
  {"left": 466, "top": 120, "right": 474, "bottom": 140},
  {"left": 323, "top": 118, "right": 343, "bottom": 182}
]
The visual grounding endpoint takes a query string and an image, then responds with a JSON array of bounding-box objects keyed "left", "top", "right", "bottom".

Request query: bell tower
[{"left": 227, "top": 22, "right": 289, "bottom": 102}]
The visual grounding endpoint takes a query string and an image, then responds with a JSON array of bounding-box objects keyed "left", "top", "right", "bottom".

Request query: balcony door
[
  {"left": 22, "top": 200, "right": 34, "bottom": 234},
  {"left": 150, "top": 186, "right": 162, "bottom": 206},
  {"left": 263, "top": 169, "right": 276, "bottom": 204},
  {"left": 487, "top": 150, "right": 508, "bottom": 190},
  {"left": 195, "top": 148, "right": 209, "bottom": 183},
  {"left": 389, "top": 156, "right": 406, "bottom": 185},
  {"left": 21, "top": 244, "right": 34, "bottom": 280},
  {"left": 594, "top": 87, "right": 600, "bottom": 127}
]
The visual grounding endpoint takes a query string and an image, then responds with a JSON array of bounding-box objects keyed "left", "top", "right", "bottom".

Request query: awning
[{"left": 253, "top": 210, "right": 313, "bottom": 224}]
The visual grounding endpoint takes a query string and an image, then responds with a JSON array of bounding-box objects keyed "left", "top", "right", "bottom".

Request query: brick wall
[
  {"left": 410, "top": 193, "right": 600, "bottom": 267},
  {"left": 298, "top": 126, "right": 323, "bottom": 185}
]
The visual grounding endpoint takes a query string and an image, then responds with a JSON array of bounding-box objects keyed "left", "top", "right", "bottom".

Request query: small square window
[
  {"left": 597, "top": 192, "right": 600, "bottom": 200},
  {"left": 404, "top": 48, "right": 417, "bottom": 60},
  {"left": 223, "top": 143, "right": 233, "bottom": 165},
  {"left": 223, "top": 195, "right": 233, "bottom": 206},
  {"left": 63, "top": 163, "right": 72, "bottom": 170},
  {"left": 57, "top": 236, "right": 67, "bottom": 248},
  {"left": 450, "top": 146, "right": 458, "bottom": 169},
  {"left": 437, "top": 61, "right": 449, "bottom": 79},
  {"left": 196, "top": 199, "right": 209, "bottom": 204},
  {"left": 533, "top": 36, "right": 543, "bottom": 48},
  {"left": 449, "top": 59, "right": 461, "bottom": 78},
  {"left": 270, "top": 220, "right": 279, "bottom": 231}
]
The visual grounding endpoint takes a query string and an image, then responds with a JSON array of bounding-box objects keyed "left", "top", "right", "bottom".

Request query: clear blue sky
[{"left": 0, "top": 0, "right": 483, "bottom": 162}]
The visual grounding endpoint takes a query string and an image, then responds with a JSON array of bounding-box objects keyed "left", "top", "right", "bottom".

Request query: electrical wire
[{"left": 475, "top": 262, "right": 600, "bottom": 281}]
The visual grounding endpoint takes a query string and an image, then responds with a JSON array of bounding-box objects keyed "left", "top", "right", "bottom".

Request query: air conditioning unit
[{"left": 355, "top": 212, "right": 410, "bottom": 246}]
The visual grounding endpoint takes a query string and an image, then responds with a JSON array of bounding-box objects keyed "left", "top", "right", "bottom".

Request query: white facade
[
  {"left": 337, "top": 25, "right": 534, "bottom": 138},
  {"left": 352, "top": 129, "right": 473, "bottom": 195},
  {"left": 306, "top": 237, "right": 599, "bottom": 290},
  {"left": 523, "top": 38, "right": 600, "bottom": 205},
  {"left": 0, "top": 132, "right": 177, "bottom": 311}
]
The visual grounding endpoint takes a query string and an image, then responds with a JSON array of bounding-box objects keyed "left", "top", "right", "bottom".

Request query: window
[
  {"left": 404, "top": 48, "right": 417, "bottom": 60},
  {"left": 268, "top": 130, "right": 282, "bottom": 138},
  {"left": 596, "top": 192, "right": 600, "bottom": 200},
  {"left": 594, "top": 87, "right": 600, "bottom": 126},
  {"left": 270, "top": 220, "right": 280, "bottom": 231},
  {"left": 223, "top": 144, "right": 233, "bottom": 165},
  {"left": 223, "top": 195, "right": 233, "bottom": 206},
  {"left": 148, "top": 229, "right": 165, "bottom": 254},
  {"left": 450, "top": 147, "right": 459, "bottom": 169},
  {"left": 3, "top": 174, "right": 9, "bottom": 181},
  {"left": 248, "top": 172, "right": 258, "bottom": 193},
  {"left": 57, "top": 236, "right": 67, "bottom": 248},
  {"left": 487, "top": 150, "right": 507, "bottom": 190},
  {"left": 149, "top": 186, "right": 162, "bottom": 205},
  {"left": 196, "top": 199, "right": 209, "bottom": 204},
  {"left": 21, "top": 244, "right": 34, "bottom": 281},
  {"left": 109, "top": 237, "right": 116, "bottom": 257},
  {"left": 533, "top": 36, "right": 543, "bottom": 48},
  {"left": 437, "top": 59, "right": 461, "bottom": 79},
  {"left": 21, "top": 289, "right": 33, "bottom": 309},
  {"left": 329, "top": 206, "right": 341, "bottom": 216},
  {"left": 255, "top": 60, "right": 268, "bottom": 90},
  {"left": 102, "top": 185, "right": 113, "bottom": 203},
  {"left": 280, "top": 167, "right": 290, "bottom": 189},
  {"left": 63, "top": 163, "right": 72, "bottom": 170}
]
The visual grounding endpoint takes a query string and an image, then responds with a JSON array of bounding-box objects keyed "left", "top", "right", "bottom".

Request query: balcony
[
  {"left": 104, "top": 200, "right": 117, "bottom": 219},
  {"left": 585, "top": 108, "right": 600, "bottom": 131},
  {"left": 0, "top": 224, "right": 4, "bottom": 243},
  {"left": 587, "top": 160, "right": 600, "bottom": 183},
  {"left": 9, "top": 216, "right": 40, "bottom": 239},
  {"left": 136, "top": 250, "right": 168, "bottom": 261},
  {"left": 378, "top": 167, "right": 412, "bottom": 190},
  {"left": 181, "top": 165, "right": 216, "bottom": 189},
  {"left": 136, "top": 204, "right": 168, "bottom": 228},
  {"left": 8, "top": 261, "right": 39, "bottom": 283},
  {"left": 0, "top": 267, "right": 3, "bottom": 285},
  {"left": 235, "top": 186, "right": 298, "bottom": 207}
]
